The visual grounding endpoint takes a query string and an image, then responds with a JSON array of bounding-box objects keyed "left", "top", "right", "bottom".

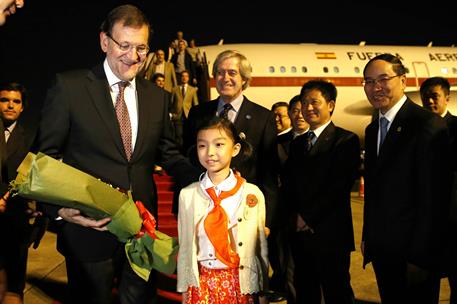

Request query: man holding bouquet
[{"left": 36, "top": 5, "right": 196, "bottom": 304}]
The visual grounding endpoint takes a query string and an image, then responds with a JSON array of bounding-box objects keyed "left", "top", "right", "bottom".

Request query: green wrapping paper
[{"left": 10, "top": 152, "right": 178, "bottom": 281}]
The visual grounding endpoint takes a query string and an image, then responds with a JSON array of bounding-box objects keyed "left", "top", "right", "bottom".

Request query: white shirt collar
[
  {"left": 379, "top": 95, "right": 407, "bottom": 124},
  {"left": 200, "top": 170, "right": 237, "bottom": 195},
  {"left": 103, "top": 59, "right": 136, "bottom": 92},
  {"left": 310, "top": 120, "right": 332, "bottom": 139},
  {"left": 278, "top": 127, "right": 292, "bottom": 136},
  {"left": 217, "top": 94, "right": 244, "bottom": 115},
  {"left": 5, "top": 121, "right": 17, "bottom": 133}
]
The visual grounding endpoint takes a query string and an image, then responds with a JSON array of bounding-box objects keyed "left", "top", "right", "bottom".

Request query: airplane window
[
  {"left": 441, "top": 67, "right": 449, "bottom": 74},
  {"left": 453, "top": 67, "right": 457, "bottom": 74},
  {"left": 291, "top": 66, "right": 297, "bottom": 73},
  {"left": 334, "top": 67, "right": 339, "bottom": 73},
  {"left": 354, "top": 67, "right": 360, "bottom": 73},
  {"left": 280, "top": 66, "right": 286, "bottom": 73},
  {"left": 302, "top": 66, "right": 308, "bottom": 73},
  {"left": 269, "top": 66, "right": 275, "bottom": 73},
  {"left": 323, "top": 67, "right": 329, "bottom": 73}
]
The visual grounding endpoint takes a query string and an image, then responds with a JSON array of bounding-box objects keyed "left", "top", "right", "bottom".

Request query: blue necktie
[
  {"left": 305, "top": 131, "right": 315, "bottom": 151},
  {"left": 379, "top": 117, "right": 389, "bottom": 147}
]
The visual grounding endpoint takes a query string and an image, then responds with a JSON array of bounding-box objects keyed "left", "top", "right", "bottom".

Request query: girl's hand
[{"left": 181, "top": 291, "right": 188, "bottom": 304}]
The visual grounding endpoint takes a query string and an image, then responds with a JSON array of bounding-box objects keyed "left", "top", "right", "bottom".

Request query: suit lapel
[
  {"left": 376, "top": 100, "right": 410, "bottom": 163},
  {"left": 86, "top": 65, "right": 126, "bottom": 159},
  {"left": 6, "top": 124, "right": 24, "bottom": 160},
  {"left": 309, "top": 122, "right": 335, "bottom": 156},
  {"left": 132, "top": 78, "right": 150, "bottom": 161},
  {"left": 234, "top": 97, "right": 254, "bottom": 134}
]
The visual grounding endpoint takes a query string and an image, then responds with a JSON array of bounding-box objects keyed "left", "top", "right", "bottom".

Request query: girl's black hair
[{"left": 188, "top": 116, "right": 253, "bottom": 166}]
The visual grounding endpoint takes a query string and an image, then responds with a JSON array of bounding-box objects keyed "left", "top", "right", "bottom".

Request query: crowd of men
[{"left": 1, "top": 2, "right": 457, "bottom": 304}]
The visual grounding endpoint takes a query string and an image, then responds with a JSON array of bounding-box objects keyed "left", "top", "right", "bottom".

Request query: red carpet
[{"left": 154, "top": 173, "right": 182, "bottom": 303}]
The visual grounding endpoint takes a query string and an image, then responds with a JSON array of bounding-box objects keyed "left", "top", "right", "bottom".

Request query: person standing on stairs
[{"left": 177, "top": 116, "right": 269, "bottom": 304}]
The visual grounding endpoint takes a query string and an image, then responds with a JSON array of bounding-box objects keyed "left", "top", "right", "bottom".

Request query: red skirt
[{"left": 185, "top": 264, "right": 255, "bottom": 304}]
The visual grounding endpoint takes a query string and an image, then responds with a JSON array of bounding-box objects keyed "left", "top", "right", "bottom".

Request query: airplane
[{"left": 195, "top": 43, "right": 457, "bottom": 146}]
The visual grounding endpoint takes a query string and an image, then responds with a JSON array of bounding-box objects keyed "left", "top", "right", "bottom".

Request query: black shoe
[{"left": 264, "top": 291, "right": 287, "bottom": 302}]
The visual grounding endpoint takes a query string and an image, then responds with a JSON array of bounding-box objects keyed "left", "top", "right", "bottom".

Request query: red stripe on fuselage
[{"left": 209, "top": 77, "right": 457, "bottom": 88}]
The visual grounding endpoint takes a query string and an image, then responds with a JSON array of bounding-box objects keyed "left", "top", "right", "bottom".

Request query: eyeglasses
[
  {"left": 362, "top": 75, "right": 402, "bottom": 87},
  {"left": 106, "top": 33, "right": 149, "bottom": 55}
]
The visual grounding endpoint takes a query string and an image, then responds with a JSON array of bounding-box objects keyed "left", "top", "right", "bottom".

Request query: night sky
[{"left": 1, "top": 0, "right": 456, "bottom": 128}]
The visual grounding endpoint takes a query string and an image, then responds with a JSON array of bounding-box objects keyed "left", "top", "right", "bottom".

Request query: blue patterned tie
[
  {"left": 379, "top": 117, "right": 389, "bottom": 147},
  {"left": 305, "top": 131, "right": 315, "bottom": 151}
]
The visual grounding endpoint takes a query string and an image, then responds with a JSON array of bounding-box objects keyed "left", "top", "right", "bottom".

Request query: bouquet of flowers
[{"left": 9, "top": 152, "right": 178, "bottom": 281}]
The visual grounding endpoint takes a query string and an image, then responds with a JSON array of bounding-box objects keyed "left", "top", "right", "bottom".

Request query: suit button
[
  {"left": 238, "top": 218, "right": 242, "bottom": 222},
  {"left": 238, "top": 242, "right": 243, "bottom": 246},
  {"left": 239, "top": 265, "right": 244, "bottom": 270}
]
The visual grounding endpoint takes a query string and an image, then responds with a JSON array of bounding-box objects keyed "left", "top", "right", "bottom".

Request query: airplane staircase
[{"left": 154, "top": 172, "right": 182, "bottom": 304}]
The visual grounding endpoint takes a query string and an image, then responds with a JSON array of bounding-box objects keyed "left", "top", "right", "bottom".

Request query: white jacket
[{"left": 177, "top": 181, "right": 269, "bottom": 294}]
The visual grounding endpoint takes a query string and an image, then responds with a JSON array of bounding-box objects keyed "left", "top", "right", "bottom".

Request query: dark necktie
[
  {"left": 220, "top": 103, "right": 232, "bottom": 121},
  {"left": 379, "top": 117, "right": 389, "bottom": 147},
  {"left": 305, "top": 131, "right": 316, "bottom": 151},
  {"left": 115, "top": 81, "right": 132, "bottom": 161},
  {"left": 181, "top": 84, "right": 186, "bottom": 97}
]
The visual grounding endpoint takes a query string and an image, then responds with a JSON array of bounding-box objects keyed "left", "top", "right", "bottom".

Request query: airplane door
[{"left": 411, "top": 61, "right": 430, "bottom": 89}]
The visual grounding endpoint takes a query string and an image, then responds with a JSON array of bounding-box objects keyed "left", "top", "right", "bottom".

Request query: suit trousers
[
  {"left": 371, "top": 255, "right": 441, "bottom": 304},
  {"left": 291, "top": 231, "right": 354, "bottom": 304},
  {"left": 65, "top": 248, "right": 157, "bottom": 304}
]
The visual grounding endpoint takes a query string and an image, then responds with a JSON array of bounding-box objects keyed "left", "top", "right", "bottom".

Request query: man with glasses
[
  {"left": 361, "top": 54, "right": 451, "bottom": 303},
  {"left": 37, "top": 5, "right": 197, "bottom": 304}
]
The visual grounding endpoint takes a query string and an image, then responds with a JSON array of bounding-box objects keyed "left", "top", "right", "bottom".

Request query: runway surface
[{"left": 23, "top": 193, "right": 451, "bottom": 303}]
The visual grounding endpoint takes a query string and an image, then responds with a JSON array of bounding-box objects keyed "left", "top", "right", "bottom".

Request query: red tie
[
  {"left": 115, "top": 81, "right": 132, "bottom": 161},
  {"left": 204, "top": 175, "right": 245, "bottom": 268}
]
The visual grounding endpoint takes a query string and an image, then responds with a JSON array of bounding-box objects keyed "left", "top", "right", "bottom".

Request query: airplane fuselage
[{"left": 199, "top": 43, "right": 457, "bottom": 146}]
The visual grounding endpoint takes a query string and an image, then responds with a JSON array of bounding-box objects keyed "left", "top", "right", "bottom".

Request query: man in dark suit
[
  {"left": 171, "top": 40, "right": 196, "bottom": 86},
  {"left": 361, "top": 54, "right": 451, "bottom": 303},
  {"left": 420, "top": 76, "right": 457, "bottom": 303},
  {"left": 182, "top": 49, "right": 280, "bottom": 300},
  {"left": 285, "top": 80, "right": 360, "bottom": 304},
  {"left": 277, "top": 95, "right": 309, "bottom": 168},
  {"left": 0, "top": 82, "right": 42, "bottom": 304},
  {"left": 37, "top": 5, "right": 197, "bottom": 304},
  {"left": 183, "top": 49, "right": 279, "bottom": 229}
]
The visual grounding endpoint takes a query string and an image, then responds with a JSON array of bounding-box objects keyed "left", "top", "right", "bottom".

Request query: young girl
[{"left": 177, "top": 116, "right": 269, "bottom": 304}]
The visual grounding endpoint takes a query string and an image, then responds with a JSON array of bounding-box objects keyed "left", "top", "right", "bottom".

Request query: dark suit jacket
[
  {"left": 37, "top": 64, "right": 196, "bottom": 261},
  {"left": 171, "top": 51, "right": 196, "bottom": 82},
  {"left": 362, "top": 99, "right": 451, "bottom": 270},
  {"left": 285, "top": 123, "right": 360, "bottom": 252},
  {"left": 1, "top": 122, "right": 35, "bottom": 243},
  {"left": 0, "top": 120, "right": 5, "bottom": 189},
  {"left": 277, "top": 130, "right": 294, "bottom": 168},
  {"left": 444, "top": 112, "right": 457, "bottom": 171},
  {"left": 183, "top": 97, "right": 279, "bottom": 227}
]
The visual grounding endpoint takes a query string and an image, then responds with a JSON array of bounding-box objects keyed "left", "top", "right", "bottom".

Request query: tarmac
[{"left": 23, "top": 192, "right": 451, "bottom": 304}]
